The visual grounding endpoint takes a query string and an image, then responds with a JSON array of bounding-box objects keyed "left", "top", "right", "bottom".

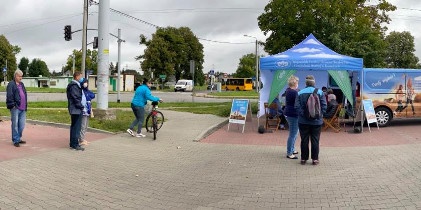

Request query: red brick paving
[
  {"left": 201, "top": 117, "right": 421, "bottom": 147},
  {"left": 0, "top": 120, "right": 112, "bottom": 161}
]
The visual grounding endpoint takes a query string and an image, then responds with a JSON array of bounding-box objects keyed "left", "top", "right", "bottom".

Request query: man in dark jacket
[
  {"left": 6, "top": 70, "right": 27, "bottom": 147},
  {"left": 294, "top": 75, "right": 327, "bottom": 165},
  {"left": 66, "top": 72, "right": 85, "bottom": 151}
]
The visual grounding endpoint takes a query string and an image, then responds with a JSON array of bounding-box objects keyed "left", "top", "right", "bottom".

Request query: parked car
[
  {"left": 150, "top": 82, "right": 159, "bottom": 90},
  {"left": 164, "top": 81, "right": 176, "bottom": 88},
  {"left": 207, "top": 84, "right": 217, "bottom": 90}
]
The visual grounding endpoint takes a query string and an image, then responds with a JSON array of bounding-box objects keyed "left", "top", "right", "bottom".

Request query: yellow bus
[{"left": 222, "top": 78, "right": 253, "bottom": 91}]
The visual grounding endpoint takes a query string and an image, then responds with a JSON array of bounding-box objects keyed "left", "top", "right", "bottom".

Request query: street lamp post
[{"left": 243, "top": 35, "right": 259, "bottom": 93}]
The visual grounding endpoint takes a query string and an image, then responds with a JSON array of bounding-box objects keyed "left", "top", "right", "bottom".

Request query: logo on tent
[
  {"left": 276, "top": 61, "right": 289, "bottom": 67},
  {"left": 278, "top": 71, "right": 287, "bottom": 80}
]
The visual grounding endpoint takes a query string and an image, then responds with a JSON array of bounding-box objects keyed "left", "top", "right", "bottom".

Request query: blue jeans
[
  {"left": 129, "top": 103, "right": 145, "bottom": 134},
  {"left": 10, "top": 108, "right": 26, "bottom": 143},
  {"left": 285, "top": 116, "right": 299, "bottom": 156},
  {"left": 70, "top": 114, "right": 83, "bottom": 148}
]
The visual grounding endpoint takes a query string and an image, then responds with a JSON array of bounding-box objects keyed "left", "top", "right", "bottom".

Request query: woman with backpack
[{"left": 294, "top": 75, "right": 327, "bottom": 165}]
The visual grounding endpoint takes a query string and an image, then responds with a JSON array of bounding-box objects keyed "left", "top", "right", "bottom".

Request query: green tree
[
  {"left": 28, "top": 58, "right": 50, "bottom": 77},
  {"left": 109, "top": 62, "right": 118, "bottom": 74},
  {"left": 18, "top": 57, "right": 29, "bottom": 76},
  {"left": 64, "top": 49, "right": 98, "bottom": 75},
  {"left": 258, "top": 0, "right": 396, "bottom": 67},
  {"left": 234, "top": 54, "right": 256, "bottom": 78},
  {"left": 12, "top": 45, "right": 21, "bottom": 55},
  {"left": 385, "top": 31, "right": 420, "bottom": 68},
  {"left": 137, "top": 26, "right": 205, "bottom": 85},
  {"left": 0, "top": 35, "right": 18, "bottom": 81}
]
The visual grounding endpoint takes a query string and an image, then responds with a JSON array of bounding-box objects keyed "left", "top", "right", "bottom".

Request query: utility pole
[
  {"left": 255, "top": 39, "right": 259, "bottom": 93},
  {"left": 243, "top": 35, "right": 259, "bottom": 93},
  {"left": 4, "top": 59, "right": 7, "bottom": 82},
  {"left": 97, "top": 0, "right": 110, "bottom": 110},
  {"left": 117, "top": 28, "right": 123, "bottom": 103},
  {"left": 72, "top": 55, "right": 75, "bottom": 75}
]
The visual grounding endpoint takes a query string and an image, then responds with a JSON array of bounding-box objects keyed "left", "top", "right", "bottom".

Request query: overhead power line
[
  {"left": 88, "top": 0, "right": 254, "bottom": 44},
  {"left": 126, "top": 7, "right": 263, "bottom": 14},
  {"left": 2, "top": 13, "right": 81, "bottom": 35},
  {"left": 108, "top": 7, "right": 254, "bottom": 44},
  {"left": 110, "top": 8, "right": 160, "bottom": 29}
]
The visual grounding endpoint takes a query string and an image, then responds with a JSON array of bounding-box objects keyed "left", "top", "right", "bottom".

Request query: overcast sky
[{"left": 1, "top": 0, "right": 421, "bottom": 75}]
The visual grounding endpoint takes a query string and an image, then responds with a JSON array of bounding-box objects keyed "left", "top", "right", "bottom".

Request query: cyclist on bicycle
[{"left": 127, "top": 78, "right": 163, "bottom": 138}]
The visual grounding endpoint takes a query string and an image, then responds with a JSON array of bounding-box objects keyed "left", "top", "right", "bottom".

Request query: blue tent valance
[{"left": 260, "top": 34, "right": 363, "bottom": 71}]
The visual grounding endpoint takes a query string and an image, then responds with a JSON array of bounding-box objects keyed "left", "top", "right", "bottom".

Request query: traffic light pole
[{"left": 81, "top": 0, "right": 88, "bottom": 78}]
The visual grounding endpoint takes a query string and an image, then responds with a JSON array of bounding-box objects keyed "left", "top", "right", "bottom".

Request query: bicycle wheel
[
  {"left": 153, "top": 116, "right": 157, "bottom": 140},
  {"left": 145, "top": 111, "right": 164, "bottom": 133}
]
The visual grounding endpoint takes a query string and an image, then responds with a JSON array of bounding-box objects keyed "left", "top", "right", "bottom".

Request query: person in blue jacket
[
  {"left": 66, "top": 72, "right": 85, "bottom": 151},
  {"left": 294, "top": 75, "right": 327, "bottom": 165},
  {"left": 78, "top": 78, "right": 95, "bottom": 145},
  {"left": 127, "top": 78, "right": 162, "bottom": 138}
]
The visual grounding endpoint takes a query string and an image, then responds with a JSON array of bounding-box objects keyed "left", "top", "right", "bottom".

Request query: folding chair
[
  {"left": 323, "top": 104, "right": 342, "bottom": 132},
  {"left": 264, "top": 102, "right": 281, "bottom": 131}
]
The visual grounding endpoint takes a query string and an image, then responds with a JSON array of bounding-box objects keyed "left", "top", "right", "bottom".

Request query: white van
[{"left": 174, "top": 80, "right": 194, "bottom": 92}]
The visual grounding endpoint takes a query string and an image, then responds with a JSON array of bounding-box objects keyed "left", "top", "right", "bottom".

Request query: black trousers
[{"left": 299, "top": 123, "right": 322, "bottom": 161}]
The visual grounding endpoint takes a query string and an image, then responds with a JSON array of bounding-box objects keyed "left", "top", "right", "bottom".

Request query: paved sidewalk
[{"left": 0, "top": 111, "right": 421, "bottom": 209}]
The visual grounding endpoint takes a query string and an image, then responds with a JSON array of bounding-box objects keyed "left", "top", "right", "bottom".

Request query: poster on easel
[
  {"left": 227, "top": 99, "right": 252, "bottom": 133},
  {"left": 362, "top": 99, "right": 379, "bottom": 132}
]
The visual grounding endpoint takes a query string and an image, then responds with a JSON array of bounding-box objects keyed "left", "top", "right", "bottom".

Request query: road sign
[
  {"left": 2, "top": 67, "right": 7, "bottom": 73},
  {"left": 159, "top": 74, "right": 166, "bottom": 79}
]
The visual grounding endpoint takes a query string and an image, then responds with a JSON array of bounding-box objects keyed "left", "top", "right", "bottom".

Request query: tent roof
[{"left": 260, "top": 34, "right": 363, "bottom": 71}]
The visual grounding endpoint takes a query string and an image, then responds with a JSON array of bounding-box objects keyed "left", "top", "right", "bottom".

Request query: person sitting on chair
[
  {"left": 325, "top": 93, "right": 339, "bottom": 118},
  {"left": 269, "top": 96, "right": 287, "bottom": 129}
]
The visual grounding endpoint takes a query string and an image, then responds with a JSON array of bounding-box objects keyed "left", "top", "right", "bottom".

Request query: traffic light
[
  {"left": 64, "top": 25, "right": 72, "bottom": 41},
  {"left": 93, "top": 37, "right": 98, "bottom": 49}
]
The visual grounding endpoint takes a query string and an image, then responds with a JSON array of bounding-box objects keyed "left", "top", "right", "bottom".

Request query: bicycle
[{"left": 145, "top": 101, "right": 164, "bottom": 140}]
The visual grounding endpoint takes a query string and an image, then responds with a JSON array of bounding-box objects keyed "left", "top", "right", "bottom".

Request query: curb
[
  {"left": 0, "top": 116, "right": 115, "bottom": 135},
  {"left": 27, "top": 119, "right": 116, "bottom": 134},
  {"left": 193, "top": 119, "right": 228, "bottom": 142}
]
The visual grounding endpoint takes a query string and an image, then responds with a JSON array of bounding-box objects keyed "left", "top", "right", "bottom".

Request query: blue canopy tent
[{"left": 258, "top": 33, "right": 363, "bottom": 117}]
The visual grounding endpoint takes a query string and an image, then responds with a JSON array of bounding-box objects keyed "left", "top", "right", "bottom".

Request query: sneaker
[
  {"left": 70, "top": 146, "right": 85, "bottom": 151},
  {"left": 126, "top": 129, "right": 135, "bottom": 136},
  {"left": 136, "top": 133, "right": 146, "bottom": 138},
  {"left": 14, "top": 142, "right": 20, "bottom": 147},
  {"left": 19, "top": 140, "right": 26, "bottom": 144},
  {"left": 286, "top": 154, "right": 298, "bottom": 159},
  {"left": 293, "top": 151, "right": 299, "bottom": 155}
]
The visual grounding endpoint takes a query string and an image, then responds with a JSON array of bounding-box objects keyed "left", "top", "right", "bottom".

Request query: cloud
[
  {"left": 302, "top": 39, "right": 321, "bottom": 46},
  {"left": 303, "top": 53, "right": 344, "bottom": 58},
  {"left": 292, "top": 47, "right": 322, "bottom": 53}
]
